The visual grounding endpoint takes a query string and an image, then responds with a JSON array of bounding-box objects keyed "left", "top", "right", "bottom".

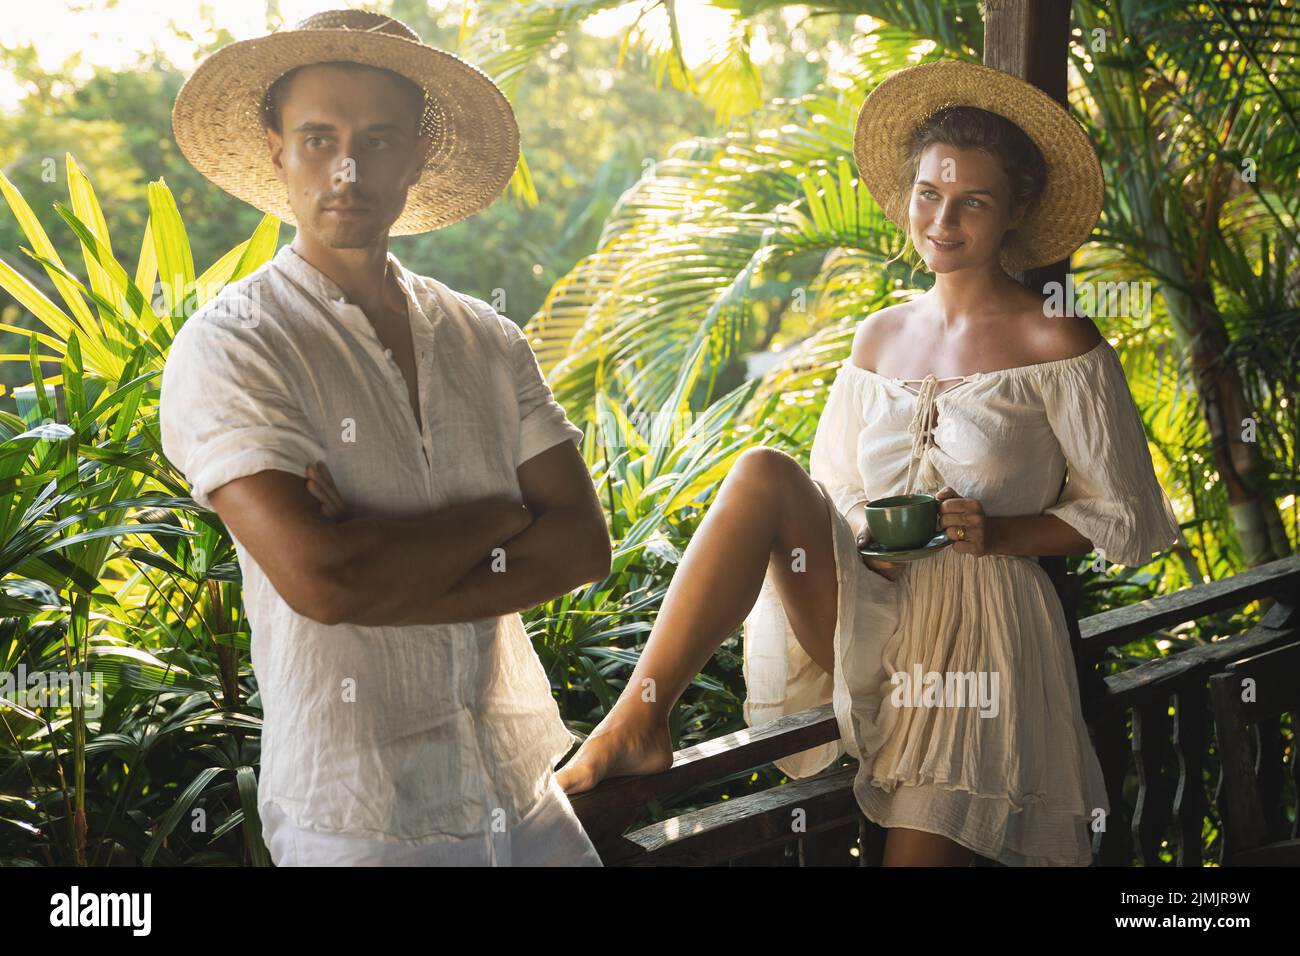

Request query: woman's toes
[
  {"left": 556, "top": 761, "right": 595, "bottom": 795},
  {"left": 555, "top": 733, "right": 610, "bottom": 795}
]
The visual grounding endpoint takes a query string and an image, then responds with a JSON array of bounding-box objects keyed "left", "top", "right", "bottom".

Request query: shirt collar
[{"left": 271, "top": 241, "right": 421, "bottom": 313}]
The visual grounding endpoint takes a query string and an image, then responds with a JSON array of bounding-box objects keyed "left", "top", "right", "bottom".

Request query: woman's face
[{"left": 907, "top": 143, "right": 1026, "bottom": 274}]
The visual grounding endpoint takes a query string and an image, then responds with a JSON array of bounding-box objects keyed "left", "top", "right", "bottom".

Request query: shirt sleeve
[
  {"left": 493, "top": 310, "right": 585, "bottom": 468},
  {"left": 808, "top": 363, "right": 870, "bottom": 520},
  {"left": 160, "top": 297, "right": 326, "bottom": 512},
  {"left": 1039, "top": 342, "right": 1180, "bottom": 567}
]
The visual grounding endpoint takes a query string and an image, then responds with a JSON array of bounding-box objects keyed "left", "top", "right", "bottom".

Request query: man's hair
[{"left": 260, "top": 60, "right": 428, "bottom": 138}]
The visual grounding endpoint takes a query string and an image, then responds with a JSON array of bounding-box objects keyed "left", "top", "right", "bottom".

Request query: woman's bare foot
[{"left": 555, "top": 711, "right": 675, "bottom": 795}]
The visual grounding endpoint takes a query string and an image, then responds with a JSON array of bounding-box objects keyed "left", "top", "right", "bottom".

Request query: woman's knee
[
  {"left": 733, "top": 446, "right": 800, "bottom": 484},
  {"left": 731, "top": 446, "right": 812, "bottom": 504},
  {"left": 716, "top": 448, "right": 797, "bottom": 514}
]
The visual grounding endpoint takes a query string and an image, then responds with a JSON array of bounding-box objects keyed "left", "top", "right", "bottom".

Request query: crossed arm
[
  {"left": 208, "top": 439, "right": 611, "bottom": 627},
  {"left": 383, "top": 440, "right": 612, "bottom": 625}
]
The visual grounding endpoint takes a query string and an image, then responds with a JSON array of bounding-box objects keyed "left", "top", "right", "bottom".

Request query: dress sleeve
[
  {"left": 1039, "top": 342, "right": 1179, "bottom": 567},
  {"left": 809, "top": 363, "right": 869, "bottom": 521},
  {"left": 160, "top": 299, "right": 326, "bottom": 512}
]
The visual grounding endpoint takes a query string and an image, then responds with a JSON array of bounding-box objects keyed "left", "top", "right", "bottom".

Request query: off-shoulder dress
[{"left": 741, "top": 339, "right": 1179, "bottom": 866}]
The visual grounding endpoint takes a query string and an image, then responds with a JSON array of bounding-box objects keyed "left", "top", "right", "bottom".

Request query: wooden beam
[
  {"left": 1080, "top": 555, "right": 1300, "bottom": 648},
  {"left": 982, "top": 0, "right": 1074, "bottom": 292},
  {"left": 620, "top": 766, "right": 861, "bottom": 866}
]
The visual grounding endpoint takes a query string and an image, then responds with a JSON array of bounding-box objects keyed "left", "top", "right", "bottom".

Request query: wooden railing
[{"left": 569, "top": 555, "right": 1300, "bottom": 866}]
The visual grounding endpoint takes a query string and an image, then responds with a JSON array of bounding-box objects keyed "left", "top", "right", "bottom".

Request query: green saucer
[{"left": 858, "top": 533, "right": 953, "bottom": 562}]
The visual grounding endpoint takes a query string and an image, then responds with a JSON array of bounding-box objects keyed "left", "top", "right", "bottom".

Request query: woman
[{"left": 551, "top": 61, "right": 1180, "bottom": 866}]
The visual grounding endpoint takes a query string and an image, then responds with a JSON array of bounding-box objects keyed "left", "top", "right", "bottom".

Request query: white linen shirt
[{"left": 159, "top": 241, "right": 585, "bottom": 843}]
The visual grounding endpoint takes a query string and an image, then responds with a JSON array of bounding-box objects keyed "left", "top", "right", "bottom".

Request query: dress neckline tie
[{"left": 904, "top": 374, "right": 941, "bottom": 494}]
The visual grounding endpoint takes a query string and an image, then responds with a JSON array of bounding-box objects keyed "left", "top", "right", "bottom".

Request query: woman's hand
[
  {"left": 937, "top": 486, "right": 989, "bottom": 556},
  {"left": 855, "top": 525, "right": 904, "bottom": 581},
  {"left": 306, "top": 460, "right": 351, "bottom": 522}
]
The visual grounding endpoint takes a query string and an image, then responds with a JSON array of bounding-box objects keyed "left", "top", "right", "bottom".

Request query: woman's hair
[{"left": 886, "top": 105, "right": 1048, "bottom": 276}]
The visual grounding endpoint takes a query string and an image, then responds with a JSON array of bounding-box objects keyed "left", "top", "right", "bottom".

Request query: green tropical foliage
[{"left": 0, "top": 157, "right": 280, "bottom": 864}]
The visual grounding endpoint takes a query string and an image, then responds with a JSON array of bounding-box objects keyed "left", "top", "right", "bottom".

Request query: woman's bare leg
[
  {"left": 556, "top": 447, "right": 841, "bottom": 794},
  {"left": 882, "top": 828, "right": 977, "bottom": 866}
]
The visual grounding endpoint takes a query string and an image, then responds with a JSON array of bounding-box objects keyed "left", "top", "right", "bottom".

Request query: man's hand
[
  {"left": 395, "top": 440, "right": 612, "bottom": 625},
  {"left": 306, "top": 461, "right": 350, "bottom": 521}
]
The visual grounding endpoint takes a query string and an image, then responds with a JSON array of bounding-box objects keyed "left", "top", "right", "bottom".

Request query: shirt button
[{"left": 384, "top": 348, "right": 393, "bottom": 358}]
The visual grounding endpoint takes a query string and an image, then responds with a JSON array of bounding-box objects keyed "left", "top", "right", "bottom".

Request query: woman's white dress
[{"left": 741, "top": 339, "right": 1179, "bottom": 866}]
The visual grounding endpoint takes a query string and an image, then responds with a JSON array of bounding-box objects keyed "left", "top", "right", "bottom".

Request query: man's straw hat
[
  {"left": 853, "top": 60, "right": 1103, "bottom": 273},
  {"left": 172, "top": 9, "right": 517, "bottom": 236}
]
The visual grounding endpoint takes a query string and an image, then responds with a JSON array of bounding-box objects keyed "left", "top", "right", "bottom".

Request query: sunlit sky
[{"left": 0, "top": 0, "right": 776, "bottom": 111}]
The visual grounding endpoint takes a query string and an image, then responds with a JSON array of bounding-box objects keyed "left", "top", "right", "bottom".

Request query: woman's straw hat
[
  {"left": 172, "top": 9, "right": 517, "bottom": 236},
  {"left": 853, "top": 59, "right": 1103, "bottom": 273}
]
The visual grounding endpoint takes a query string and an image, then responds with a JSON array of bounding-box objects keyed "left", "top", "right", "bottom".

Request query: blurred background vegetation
[{"left": 0, "top": 0, "right": 1295, "bottom": 865}]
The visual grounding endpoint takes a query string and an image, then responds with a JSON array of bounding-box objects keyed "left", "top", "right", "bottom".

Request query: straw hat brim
[
  {"left": 853, "top": 60, "right": 1103, "bottom": 273},
  {"left": 172, "top": 30, "right": 519, "bottom": 236}
]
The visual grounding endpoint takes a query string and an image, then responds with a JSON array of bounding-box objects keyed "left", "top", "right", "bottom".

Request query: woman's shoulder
[
  {"left": 1020, "top": 307, "right": 1105, "bottom": 365},
  {"left": 849, "top": 300, "right": 916, "bottom": 371},
  {"left": 849, "top": 298, "right": 1106, "bottom": 376}
]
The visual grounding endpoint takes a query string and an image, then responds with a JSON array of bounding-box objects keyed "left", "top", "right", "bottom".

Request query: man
[{"left": 162, "top": 9, "right": 611, "bottom": 866}]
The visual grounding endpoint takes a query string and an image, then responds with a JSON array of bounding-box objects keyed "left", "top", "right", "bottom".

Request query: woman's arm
[{"left": 986, "top": 514, "right": 1093, "bottom": 557}]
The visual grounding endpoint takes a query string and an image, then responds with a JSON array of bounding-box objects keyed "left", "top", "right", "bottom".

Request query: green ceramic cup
[{"left": 863, "top": 493, "right": 939, "bottom": 550}]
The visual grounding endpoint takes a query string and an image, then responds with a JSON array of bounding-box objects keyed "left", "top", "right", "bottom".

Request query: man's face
[{"left": 266, "top": 64, "right": 428, "bottom": 248}]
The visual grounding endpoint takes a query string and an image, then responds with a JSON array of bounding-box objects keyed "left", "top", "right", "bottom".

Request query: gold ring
[{"left": 956, "top": 526, "right": 966, "bottom": 540}]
